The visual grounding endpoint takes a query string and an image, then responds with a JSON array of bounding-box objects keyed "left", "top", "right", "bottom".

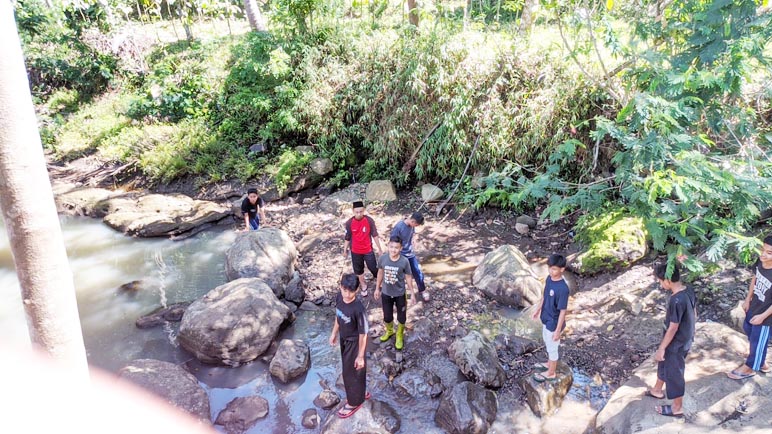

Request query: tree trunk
[
  {"left": 406, "top": 0, "right": 419, "bottom": 27},
  {"left": 518, "top": 0, "right": 537, "bottom": 34},
  {"left": 243, "top": 0, "right": 268, "bottom": 32},
  {"left": 0, "top": 1, "right": 88, "bottom": 379}
]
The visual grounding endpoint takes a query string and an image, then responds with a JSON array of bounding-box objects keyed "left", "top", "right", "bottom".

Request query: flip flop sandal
[
  {"left": 533, "top": 363, "right": 549, "bottom": 372},
  {"left": 346, "top": 391, "right": 371, "bottom": 406},
  {"left": 761, "top": 365, "right": 771, "bottom": 374},
  {"left": 727, "top": 369, "right": 756, "bottom": 380},
  {"left": 656, "top": 405, "right": 684, "bottom": 418},
  {"left": 337, "top": 403, "right": 363, "bottom": 419},
  {"left": 644, "top": 390, "right": 665, "bottom": 399},
  {"left": 533, "top": 372, "right": 557, "bottom": 383}
]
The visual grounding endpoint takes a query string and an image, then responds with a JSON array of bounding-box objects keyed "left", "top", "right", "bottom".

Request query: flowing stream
[{"left": 0, "top": 216, "right": 610, "bottom": 433}]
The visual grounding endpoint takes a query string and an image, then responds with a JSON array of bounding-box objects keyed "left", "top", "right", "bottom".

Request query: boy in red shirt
[{"left": 343, "top": 201, "right": 383, "bottom": 297}]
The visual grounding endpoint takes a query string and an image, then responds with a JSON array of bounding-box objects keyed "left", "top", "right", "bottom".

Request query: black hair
[
  {"left": 764, "top": 234, "right": 772, "bottom": 246},
  {"left": 410, "top": 212, "right": 425, "bottom": 225},
  {"left": 247, "top": 188, "right": 258, "bottom": 195},
  {"left": 654, "top": 262, "right": 680, "bottom": 282},
  {"left": 547, "top": 254, "right": 567, "bottom": 268},
  {"left": 389, "top": 236, "right": 402, "bottom": 245},
  {"left": 340, "top": 273, "right": 359, "bottom": 291}
]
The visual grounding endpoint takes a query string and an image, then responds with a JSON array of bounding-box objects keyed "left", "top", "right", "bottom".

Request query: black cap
[{"left": 352, "top": 201, "right": 364, "bottom": 208}]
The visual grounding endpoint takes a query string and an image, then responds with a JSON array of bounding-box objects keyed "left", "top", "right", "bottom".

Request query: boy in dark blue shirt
[
  {"left": 531, "top": 254, "right": 570, "bottom": 381},
  {"left": 647, "top": 262, "right": 696, "bottom": 418}
]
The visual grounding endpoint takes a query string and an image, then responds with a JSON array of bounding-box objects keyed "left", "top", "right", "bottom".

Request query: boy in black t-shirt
[
  {"left": 329, "top": 274, "right": 369, "bottom": 418},
  {"left": 531, "top": 254, "right": 570, "bottom": 382},
  {"left": 647, "top": 263, "right": 696, "bottom": 418},
  {"left": 240, "top": 188, "right": 266, "bottom": 231},
  {"left": 727, "top": 234, "right": 772, "bottom": 380}
]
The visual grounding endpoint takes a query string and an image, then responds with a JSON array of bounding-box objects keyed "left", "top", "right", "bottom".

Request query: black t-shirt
[
  {"left": 664, "top": 286, "right": 696, "bottom": 352},
  {"left": 335, "top": 293, "right": 368, "bottom": 340},
  {"left": 749, "top": 260, "right": 772, "bottom": 326},
  {"left": 241, "top": 196, "right": 264, "bottom": 220}
]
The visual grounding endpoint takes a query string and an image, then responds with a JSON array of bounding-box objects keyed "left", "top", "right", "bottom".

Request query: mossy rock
[{"left": 573, "top": 210, "right": 648, "bottom": 275}]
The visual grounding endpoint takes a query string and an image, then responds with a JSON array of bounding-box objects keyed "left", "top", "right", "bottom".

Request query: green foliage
[
  {"left": 270, "top": 149, "right": 312, "bottom": 193},
  {"left": 574, "top": 206, "right": 648, "bottom": 274}
]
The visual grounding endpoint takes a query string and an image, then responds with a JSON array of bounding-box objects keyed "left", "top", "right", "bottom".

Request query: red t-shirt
[{"left": 345, "top": 216, "right": 378, "bottom": 254}]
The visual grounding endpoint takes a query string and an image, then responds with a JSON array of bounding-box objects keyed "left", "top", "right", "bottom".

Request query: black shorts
[
  {"left": 351, "top": 252, "right": 377, "bottom": 276},
  {"left": 657, "top": 348, "right": 688, "bottom": 399}
]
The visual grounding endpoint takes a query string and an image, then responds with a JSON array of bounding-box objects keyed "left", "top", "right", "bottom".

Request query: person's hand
[
  {"left": 750, "top": 314, "right": 765, "bottom": 325},
  {"left": 329, "top": 333, "right": 337, "bottom": 346},
  {"left": 552, "top": 331, "right": 561, "bottom": 342},
  {"left": 343, "top": 250, "right": 348, "bottom": 260},
  {"left": 654, "top": 348, "right": 665, "bottom": 362},
  {"left": 742, "top": 299, "right": 751, "bottom": 312},
  {"left": 355, "top": 356, "right": 365, "bottom": 370},
  {"left": 531, "top": 309, "right": 540, "bottom": 320},
  {"left": 374, "top": 289, "right": 381, "bottom": 299}
]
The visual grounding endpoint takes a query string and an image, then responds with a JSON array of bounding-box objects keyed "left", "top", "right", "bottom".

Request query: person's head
[
  {"left": 340, "top": 273, "right": 359, "bottom": 301},
  {"left": 247, "top": 188, "right": 259, "bottom": 203},
  {"left": 406, "top": 212, "right": 424, "bottom": 227},
  {"left": 654, "top": 262, "right": 680, "bottom": 290},
  {"left": 547, "top": 254, "right": 567, "bottom": 279},
  {"left": 761, "top": 234, "right": 772, "bottom": 264},
  {"left": 388, "top": 236, "right": 402, "bottom": 257},
  {"left": 352, "top": 201, "right": 365, "bottom": 220}
]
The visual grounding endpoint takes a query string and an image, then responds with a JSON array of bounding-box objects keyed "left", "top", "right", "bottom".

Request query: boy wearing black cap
[
  {"left": 241, "top": 188, "right": 266, "bottom": 231},
  {"left": 343, "top": 201, "right": 383, "bottom": 297},
  {"left": 390, "top": 212, "right": 429, "bottom": 301}
]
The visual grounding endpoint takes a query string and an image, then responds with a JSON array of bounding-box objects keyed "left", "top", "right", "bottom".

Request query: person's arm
[
  {"left": 343, "top": 219, "right": 352, "bottom": 259},
  {"left": 405, "top": 275, "right": 416, "bottom": 300},
  {"left": 750, "top": 301, "right": 772, "bottom": 325},
  {"left": 243, "top": 213, "right": 250, "bottom": 230},
  {"left": 743, "top": 276, "right": 756, "bottom": 312},
  {"left": 329, "top": 317, "right": 339, "bottom": 346},
  {"left": 370, "top": 218, "right": 383, "bottom": 255},
  {"left": 355, "top": 333, "right": 367, "bottom": 370},
  {"left": 258, "top": 199, "right": 266, "bottom": 223},
  {"left": 655, "top": 322, "right": 680, "bottom": 361},
  {"left": 374, "top": 268, "right": 384, "bottom": 298},
  {"left": 553, "top": 309, "right": 567, "bottom": 341}
]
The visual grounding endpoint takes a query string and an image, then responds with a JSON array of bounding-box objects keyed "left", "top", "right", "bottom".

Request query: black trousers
[
  {"left": 351, "top": 252, "right": 378, "bottom": 276},
  {"left": 340, "top": 337, "right": 366, "bottom": 406},
  {"left": 381, "top": 293, "right": 407, "bottom": 324},
  {"left": 657, "top": 348, "right": 688, "bottom": 399}
]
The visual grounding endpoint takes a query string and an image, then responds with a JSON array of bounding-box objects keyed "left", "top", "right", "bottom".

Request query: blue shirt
[
  {"left": 539, "top": 277, "right": 570, "bottom": 332},
  {"left": 390, "top": 220, "right": 415, "bottom": 258}
]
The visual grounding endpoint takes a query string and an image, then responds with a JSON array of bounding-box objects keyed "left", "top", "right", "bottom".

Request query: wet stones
[
  {"left": 518, "top": 360, "right": 573, "bottom": 417},
  {"left": 224, "top": 229, "right": 298, "bottom": 297},
  {"left": 320, "top": 399, "right": 401, "bottom": 434},
  {"left": 214, "top": 396, "right": 269, "bottom": 434},
  {"left": 448, "top": 330, "right": 506, "bottom": 389},
  {"left": 313, "top": 389, "right": 341, "bottom": 410},
  {"left": 301, "top": 408, "right": 319, "bottom": 429},
  {"left": 434, "top": 381, "right": 497, "bottom": 434},
  {"left": 269, "top": 339, "right": 311, "bottom": 383},
  {"left": 393, "top": 367, "right": 445, "bottom": 399},
  {"left": 135, "top": 302, "right": 191, "bottom": 329}
]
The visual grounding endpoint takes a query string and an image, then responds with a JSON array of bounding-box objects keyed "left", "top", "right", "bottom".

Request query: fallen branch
[
  {"left": 436, "top": 135, "right": 481, "bottom": 216},
  {"left": 401, "top": 121, "right": 441, "bottom": 175}
]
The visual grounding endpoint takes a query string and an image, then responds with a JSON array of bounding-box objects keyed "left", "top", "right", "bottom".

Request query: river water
[{"left": 0, "top": 216, "right": 609, "bottom": 433}]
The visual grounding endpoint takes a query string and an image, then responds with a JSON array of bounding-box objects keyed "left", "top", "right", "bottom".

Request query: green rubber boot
[
  {"left": 395, "top": 323, "right": 405, "bottom": 350},
  {"left": 380, "top": 322, "right": 394, "bottom": 342}
]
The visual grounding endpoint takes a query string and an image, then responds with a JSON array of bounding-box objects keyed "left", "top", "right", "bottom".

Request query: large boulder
[
  {"left": 178, "top": 278, "right": 293, "bottom": 366},
  {"left": 214, "top": 396, "right": 269, "bottom": 434},
  {"left": 729, "top": 300, "right": 746, "bottom": 332},
  {"left": 268, "top": 339, "right": 311, "bottom": 383},
  {"left": 365, "top": 180, "right": 397, "bottom": 202},
  {"left": 434, "top": 381, "right": 497, "bottom": 434},
  {"left": 318, "top": 184, "right": 366, "bottom": 215},
  {"left": 320, "top": 399, "right": 401, "bottom": 434},
  {"left": 448, "top": 331, "right": 506, "bottom": 389},
  {"left": 595, "top": 322, "right": 772, "bottom": 433},
  {"left": 261, "top": 171, "right": 324, "bottom": 202},
  {"left": 421, "top": 184, "right": 444, "bottom": 202},
  {"left": 99, "top": 193, "right": 231, "bottom": 238},
  {"left": 118, "top": 359, "right": 210, "bottom": 422},
  {"left": 311, "top": 157, "right": 334, "bottom": 176},
  {"left": 472, "top": 245, "right": 542, "bottom": 308},
  {"left": 518, "top": 361, "right": 573, "bottom": 417},
  {"left": 572, "top": 211, "right": 648, "bottom": 275},
  {"left": 225, "top": 229, "right": 298, "bottom": 296},
  {"left": 54, "top": 186, "right": 116, "bottom": 216}
]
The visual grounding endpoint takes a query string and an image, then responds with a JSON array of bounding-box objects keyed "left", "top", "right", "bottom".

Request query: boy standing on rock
[
  {"left": 531, "top": 254, "right": 570, "bottom": 382},
  {"left": 329, "top": 273, "right": 369, "bottom": 418},
  {"left": 390, "top": 212, "right": 430, "bottom": 302},
  {"left": 241, "top": 188, "right": 266, "bottom": 231},
  {"left": 646, "top": 262, "right": 696, "bottom": 418},
  {"left": 727, "top": 234, "right": 772, "bottom": 380},
  {"left": 343, "top": 201, "right": 383, "bottom": 297},
  {"left": 375, "top": 236, "right": 416, "bottom": 351}
]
